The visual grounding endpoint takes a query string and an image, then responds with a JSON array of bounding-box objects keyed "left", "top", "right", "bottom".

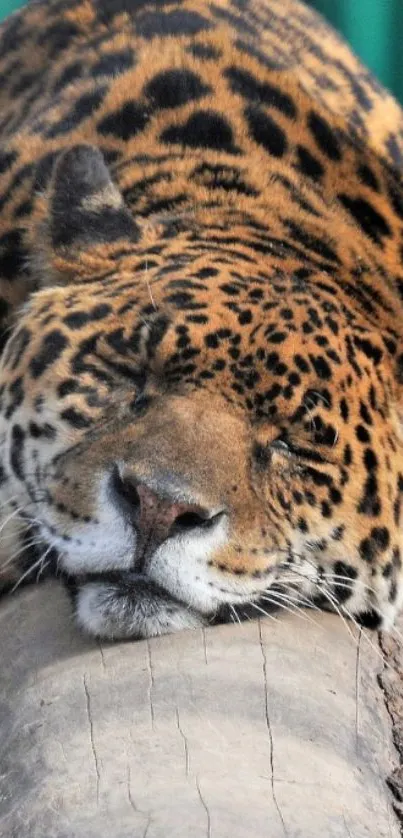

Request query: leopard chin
[{"left": 68, "top": 573, "right": 207, "bottom": 640}]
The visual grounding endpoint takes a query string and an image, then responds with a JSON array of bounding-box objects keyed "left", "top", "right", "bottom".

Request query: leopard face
[{"left": 0, "top": 0, "right": 403, "bottom": 638}]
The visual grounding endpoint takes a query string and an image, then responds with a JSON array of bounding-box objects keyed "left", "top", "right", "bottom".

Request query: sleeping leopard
[{"left": 0, "top": 0, "right": 402, "bottom": 639}]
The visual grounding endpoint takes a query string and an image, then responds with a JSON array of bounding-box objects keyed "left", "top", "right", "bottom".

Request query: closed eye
[
  {"left": 271, "top": 434, "right": 328, "bottom": 465},
  {"left": 270, "top": 437, "right": 290, "bottom": 454}
]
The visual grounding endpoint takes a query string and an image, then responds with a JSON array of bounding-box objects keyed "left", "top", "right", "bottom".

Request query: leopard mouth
[{"left": 65, "top": 568, "right": 287, "bottom": 640}]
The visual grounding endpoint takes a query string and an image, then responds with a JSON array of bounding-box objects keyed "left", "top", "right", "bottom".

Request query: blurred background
[{"left": 0, "top": 0, "right": 402, "bottom": 104}]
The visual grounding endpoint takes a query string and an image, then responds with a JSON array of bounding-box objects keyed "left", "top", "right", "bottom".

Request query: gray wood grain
[{"left": 0, "top": 582, "right": 399, "bottom": 837}]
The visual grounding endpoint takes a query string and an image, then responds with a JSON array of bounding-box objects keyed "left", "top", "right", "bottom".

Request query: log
[{"left": 0, "top": 581, "right": 400, "bottom": 837}]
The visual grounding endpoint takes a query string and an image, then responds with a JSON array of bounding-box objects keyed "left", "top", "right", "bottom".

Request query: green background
[{"left": 0, "top": 0, "right": 403, "bottom": 104}]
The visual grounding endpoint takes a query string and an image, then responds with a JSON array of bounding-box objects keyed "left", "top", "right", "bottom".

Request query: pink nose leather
[{"left": 135, "top": 483, "right": 206, "bottom": 545}]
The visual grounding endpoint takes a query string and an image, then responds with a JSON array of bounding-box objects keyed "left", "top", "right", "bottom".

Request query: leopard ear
[{"left": 31, "top": 144, "right": 140, "bottom": 285}]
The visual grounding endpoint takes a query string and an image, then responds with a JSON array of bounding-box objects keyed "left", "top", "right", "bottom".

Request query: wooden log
[{"left": 0, "top": 581, "right": 400, "bottom": 837}]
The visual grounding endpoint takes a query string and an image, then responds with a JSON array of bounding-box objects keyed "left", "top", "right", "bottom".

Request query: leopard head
[{"left": 2, "top": 146, "right": 403, "bottom": 637}]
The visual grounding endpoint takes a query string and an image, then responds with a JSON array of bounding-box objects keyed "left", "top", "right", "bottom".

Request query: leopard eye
[
  {"left": 272, "top": 434, "right": 329, "bottom": 466},
  {"left": 270, "top": 436, "right": 291, "bottom": 454},
  {"left": 252, "top": 427, "right": 290, "bottom": 467}
]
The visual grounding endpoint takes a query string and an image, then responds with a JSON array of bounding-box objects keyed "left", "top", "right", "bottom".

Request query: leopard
[{"left": 0, "top": 0, "right": 402, "bottom": 640}]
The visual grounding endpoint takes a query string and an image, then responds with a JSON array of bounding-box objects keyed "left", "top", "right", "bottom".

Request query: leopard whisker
[
  {"left": 229, "top": 604, "right": 241, "bottom": 625},
  {"left": 260, "top": 592, "right": 313, "bottom": 623},
  {"left": 0, "top": 536, "right": 46, "bottom": 570},
  {"left": 247, "top": 600, "right": 280, "bottom": 623},
  {"left": 261, "top": 589, "right": 321, "bottom": 627},
  {"left": 10, "top": 555, "right": 48, "bottom": 592}
]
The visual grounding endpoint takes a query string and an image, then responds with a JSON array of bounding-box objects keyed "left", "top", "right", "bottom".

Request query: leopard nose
[
  {"left": 112, "top": 469, "right": 222, "bottom": 546},
  {"left": 135, "top": 482, "right": 216, "bottom": 540}
]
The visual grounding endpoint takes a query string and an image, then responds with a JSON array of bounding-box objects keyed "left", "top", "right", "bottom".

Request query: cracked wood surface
[
  {"left": 0, "top": 582, "right": 400, "bottom": 838},
  {"left": 379, "top": 627, "right": 403, "bottom": 823}
]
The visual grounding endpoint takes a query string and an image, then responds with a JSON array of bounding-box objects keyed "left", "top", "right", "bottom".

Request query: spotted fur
[{"left": 0, "top": 0, "right": 403, "bottom": 638}]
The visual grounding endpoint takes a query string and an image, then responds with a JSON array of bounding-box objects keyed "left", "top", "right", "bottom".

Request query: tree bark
[{"left": 0, "top": 582, "right": 400, "bottom": 837}]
